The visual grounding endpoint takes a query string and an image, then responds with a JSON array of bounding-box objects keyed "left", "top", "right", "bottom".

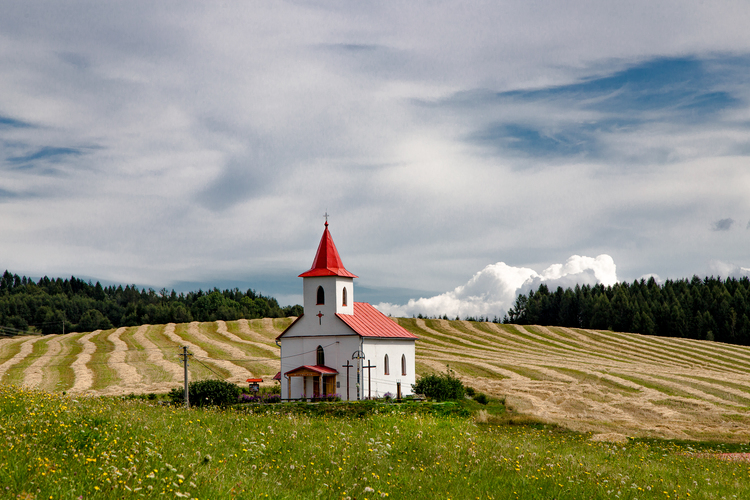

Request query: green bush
[
  {"left": 473, "top": 393, "right": 489, "bottom": 405},
  {"left": 168, "top": 379, "right": 241, "bottom": 407},
  {"left": 412, "top": 369, "right": 465, "bottom": 401},
  {"left": 465, "top": 386, "right": 476, "bottom": 397}
]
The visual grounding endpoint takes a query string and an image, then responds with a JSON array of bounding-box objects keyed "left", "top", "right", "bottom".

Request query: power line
[{"left": 191, "top": 356, "right": 227, "bottom": 380}]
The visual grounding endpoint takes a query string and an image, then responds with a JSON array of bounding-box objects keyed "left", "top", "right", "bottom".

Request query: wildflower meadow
[{"left": 2, "top": 384, "right": 750, "bottom": 499}]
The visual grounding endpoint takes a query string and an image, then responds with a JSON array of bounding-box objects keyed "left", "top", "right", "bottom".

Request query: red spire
[{"left": 299, "top": 221, "right": 357, "bottom": 278}]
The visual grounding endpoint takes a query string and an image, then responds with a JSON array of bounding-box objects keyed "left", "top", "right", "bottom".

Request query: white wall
[
  {"left": 360, "top": 338, "right": 416, "bottom": 399},
  {"left": 280, "top": 334, "right": 417, "bottom": 400},
  {"left": 280, "top": 335, "right": 361, "bottom": 400},
  {"left": 282, "top": 310, "right": 355, "bottom": 338},
  {"left": 302, "top": 276, "right": 354, "bottom": 317}
]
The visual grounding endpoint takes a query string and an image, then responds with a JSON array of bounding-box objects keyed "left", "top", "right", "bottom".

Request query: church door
[
  {"left": 312, "top": 376, "right": 321, "bottom": 398},
  {"left": 325, "top": 376, "right": 336, "bottom": 396}
]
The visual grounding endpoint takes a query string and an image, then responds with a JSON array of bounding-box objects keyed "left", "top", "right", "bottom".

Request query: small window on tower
[
  {"left": 342, "top": 287, "right": 347, "bottom": 306},
  {"left": 316, "top": 286, "right": 325, "bottom": 305}
]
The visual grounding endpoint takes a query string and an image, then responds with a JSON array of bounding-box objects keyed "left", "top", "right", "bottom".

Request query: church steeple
[
  {"left": 299, "top": 221, "right": 357, "bottom": 278},
  {"left": 300, "top": 219, "right": 356, "bottom": 317}
]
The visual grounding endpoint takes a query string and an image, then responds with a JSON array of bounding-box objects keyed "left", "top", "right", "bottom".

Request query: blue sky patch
[
  {"left": 0, "top": 187, "right": 19, "bottom": 200},
  {"left": 475, "top": 124, "right": 591, "bottom": 158},
  {"left": 8, "top": 146, "right": 82, "bottom": 164},
  {"left": 0, "top": 115, "right": 32, "bottom": 129},
  {"left": 501, "top": 57, "right": 739, "bottom": 117},
  {"left": 459, "top": 56, "right": 749, "bottom": 160}
]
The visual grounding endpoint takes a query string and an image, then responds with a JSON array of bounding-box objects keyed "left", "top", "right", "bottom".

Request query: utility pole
[
  {"left": 363, "top": 359, "right": 376, "bottom": 400},
  {"left": 342, "top": 360, "right": 353, "bottom": 400},
  {"left": 179, "top": 346, "right": 192, "bottom": 408}
]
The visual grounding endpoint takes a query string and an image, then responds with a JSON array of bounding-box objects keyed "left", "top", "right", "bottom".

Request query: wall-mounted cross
[{"left": 316, "top": 310, "right": 324, "bottom": 325}]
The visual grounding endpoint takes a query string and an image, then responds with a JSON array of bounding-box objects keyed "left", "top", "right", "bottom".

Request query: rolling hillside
[{"left": 2, "top": 318, "right": 750, "bottom": 441}]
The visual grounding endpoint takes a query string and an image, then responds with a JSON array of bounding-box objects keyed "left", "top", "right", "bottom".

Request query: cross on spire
[{"left": 324, "top": 211, "right": 329, "bottom": 226}]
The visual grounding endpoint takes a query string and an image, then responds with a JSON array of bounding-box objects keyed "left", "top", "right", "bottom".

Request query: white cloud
[
  {"left": 1, "top": 3, "right": 750, "bottom": 298},
  {"left": 375, "top": 254, "right": 617, "bottom": 319},
  {"left": 708, "top": 260, "right": 750, "bottom": 279}
]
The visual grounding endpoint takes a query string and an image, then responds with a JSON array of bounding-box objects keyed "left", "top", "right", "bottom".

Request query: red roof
[
  {"left": 337, "top": 302, "right": 418, "bottom": 339},
  {"left": 299, "top": 222, "right": 357, "bottom": 278},
  {"left": 284, "top": 365, "right": 339, "bottom": 376}
]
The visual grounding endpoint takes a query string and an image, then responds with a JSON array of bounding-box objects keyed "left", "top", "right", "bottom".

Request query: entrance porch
[{"left": 284, "top": 365, "right": 338, "bottom": 400}]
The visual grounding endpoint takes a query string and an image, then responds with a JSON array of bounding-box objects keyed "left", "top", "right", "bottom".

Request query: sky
[{"left": 1, "top": 1, "right": 750, "bottom": 317}]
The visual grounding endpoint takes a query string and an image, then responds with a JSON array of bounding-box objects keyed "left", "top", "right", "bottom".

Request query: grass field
[
  {"left": 2, "top": 318, "right": 750, "bottom": 441},
  {"left": 2, "top": 384, "right": 750, "bottom": 499}
]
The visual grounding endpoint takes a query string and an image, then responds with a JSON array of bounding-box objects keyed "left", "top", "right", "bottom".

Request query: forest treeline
[
  {"left": 0, "top": 270, "right": 303, "bottom": 335},
  {"left": 505, "top": 275, "right": 750, "bottom": 345}
]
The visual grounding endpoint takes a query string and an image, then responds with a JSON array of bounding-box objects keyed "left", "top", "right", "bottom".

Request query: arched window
[
  {"left": 316, "top": 345, "right": 325, "bottom": 366},
  {"left": 401, "top": 354, "right": 407, "bottom": 376},
  {"left": 342, "top": 287, "right": 347, "bottom": 306},
  {"left": 316, "top": 286, "right": 325, "bottom": 305},
  {"left": 384, "top": 354, "right": 390, "bottom": 375}
]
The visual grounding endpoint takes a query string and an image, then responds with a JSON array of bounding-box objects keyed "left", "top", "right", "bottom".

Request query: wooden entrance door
[
  {"left": 312, "top": 376, "right": 321, "bottom": 398},
  {"left": 325, "top": 376, "right": 336, "bottom": 396}
]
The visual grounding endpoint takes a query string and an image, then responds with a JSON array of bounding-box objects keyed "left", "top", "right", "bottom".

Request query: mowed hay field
[{"left": 2, "top": 317, "right": 750, "bottom": 441}]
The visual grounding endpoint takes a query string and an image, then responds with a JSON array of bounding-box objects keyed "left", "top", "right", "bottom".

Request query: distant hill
[
  {"left": 0, "top": 270, "right": 302, "bottom": 335},
  {"left": 1, "top": 317, "right": 749, "bottom": 441},
  {"left": 507, "top": 276, "right": 750, "bottom": 346}
]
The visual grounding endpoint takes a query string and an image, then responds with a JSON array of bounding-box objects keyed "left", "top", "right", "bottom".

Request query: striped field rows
[
  {"left": 2, "top": 317, "right": 750, "bottom": 440},
  {"left": 0, "top": 319, "right": 289, "bottom": 396},
  {"left": 395, "top": 318, "right": 750, "bottom": 441}
]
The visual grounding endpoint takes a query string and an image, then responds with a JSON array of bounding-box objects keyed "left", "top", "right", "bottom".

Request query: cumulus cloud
[
  {"left": 638, "top": 273, "right": 662, "bottom": 284},
  {"left": 2, "top": 3, "right": 750, "bottom": 298},
  {"left": 376, "top": 254, "right": 616, "bottom": 319},
  {"left": 712, "top": 218, "right": 735, "bottom": 231},
  {"left": 708, "top": 260, "right": 750, "bottom": 279}
]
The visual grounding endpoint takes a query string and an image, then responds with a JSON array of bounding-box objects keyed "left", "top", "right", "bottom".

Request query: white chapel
[{"left": 277, "top": 221, "right": 417, "bottom": 401}]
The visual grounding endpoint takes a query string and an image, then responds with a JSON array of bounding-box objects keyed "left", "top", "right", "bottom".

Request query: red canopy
[{"left": 284, "top": 365, "right": 339, "bottom": 377}]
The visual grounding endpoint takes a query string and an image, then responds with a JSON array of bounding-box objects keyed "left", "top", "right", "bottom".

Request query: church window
[
  {"left": 384, "top": 354, "right": 389, "bottom": 375},
  {"left": 317, "top": 345, "right": 325, "bottom": 366},
  {"left": 342, "top": 287, "right": 347, "bottom": 306},
  {"left": 316, "top": 286, "right": 325, "bottom": 305},
  {"left": 401, "top": 354, "right": 407, "bottom": 376}
]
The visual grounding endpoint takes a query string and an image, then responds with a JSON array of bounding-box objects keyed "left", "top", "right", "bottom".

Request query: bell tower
[{"left": 299, "top": 220, "right": 357, "bottom": 321}]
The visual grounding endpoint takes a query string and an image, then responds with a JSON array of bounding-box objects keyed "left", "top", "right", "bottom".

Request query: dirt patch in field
[
  {"left": 590, "top": 433, "right": 629, "bottom": 444},
  {"left": 135, "top": 324, "right": 184, "bottom": 385},
  {"left": 226, "top": 320, "right": 280, "bottom": 356},
  {"left": 69, "top": 330, "right": 100, "bottom": 394},
  {"left": 94, "top": 325, "right": 187, "bottom": 396},
  {"left": 167, "top": 322, "right": 255, "bottom": 383},
  {"left": 0, "top": 336, "right": 41, "bottom": 382},
  {"left": 107, "top": 327, "right": 141, "bottom": 387},
  {"left": 23, "top": 335, "right": 63, "bottom": 389}
]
